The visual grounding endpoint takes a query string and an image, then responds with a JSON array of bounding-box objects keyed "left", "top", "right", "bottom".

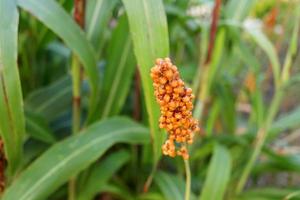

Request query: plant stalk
[
  {"left": 69, "top": 55, "right": 82, "bottom": 200},
  {"left": 236, "top": 11, "right": 300, "bottom": 193},
  {"left": 184, "top": 158, "right": 191, "bottom": 200},
  {"left": 236, "top": 89, "right": 282, "bottom": 195},
  {"left": 193, "top": 0, "right": 222, "bottom": 121},
  {"left": 69, "top": 1, "right": 86, "bottom": 199}
]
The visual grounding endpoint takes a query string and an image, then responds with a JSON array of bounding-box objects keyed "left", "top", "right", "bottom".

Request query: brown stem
[
  {"left": 69, "top": 1, "right": 86, "bottom": 200},
  {"left": 205, "top": 0, "right": 222, "bottom": 65},
  {"left": 73, "top": 0, "right": 86, "bottom": 29},
  {"left": 0, "top": 139, "right": 5, "bottom": 194},
  {"left": 133, "top": 69, "right": 141, "bottom": 121}
]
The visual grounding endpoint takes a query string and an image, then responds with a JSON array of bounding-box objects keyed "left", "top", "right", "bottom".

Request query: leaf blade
[
  {"left": 78, "top": 150, "right": 130, "bottom": 200},
  {"left": 3, "top": 117, "right": 150, "bottom": 200},
  {"left": 18, "top": 0, "right": 99, "bottom": 115},
  {"left": 0, "top": 0, "right": 25, "bottom": 175},
  {"left": 100, "top": 16, "right": 136, "bottom": 118},
  {"left": 122, "top": 0, "right": 169, "bottom": 163},
  {"left": 200, "top": 144, "right": 231, "bottom": 200}
]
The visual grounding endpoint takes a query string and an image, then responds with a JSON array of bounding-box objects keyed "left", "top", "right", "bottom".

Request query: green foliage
[
  {"left": 0, "top": 0, "right": 299, "bottom": 199},
  {"left": 2, "top": 117, "right": 149, "bottom": 200},
  {"left": 200, "top": 144, "right": 231, "bottom": 200},
  {"left": 122, "top": 0, "right": 169, "bottom": 164},
  {"left": 0, "top": 0, "right": 25, "bottom": 177}
]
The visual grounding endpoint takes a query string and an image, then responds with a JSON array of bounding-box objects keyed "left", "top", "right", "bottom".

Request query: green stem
[
  {"left": 71, "top": 56, "right": 81, "bottom": 134},
  {"left": 284, "top": 191, "right": 300, "bottom": 200},
  {"left": 143, "top": 166, "right": 156, "bottom": 193},
  {"left": 68, "top": 56, "right": 82, "bottom": 200},
  {"left": 236, "top": 12, "right": 300, "bottom": 194},
  {"left": 184, "top": 158, "right": 191, "bottom": 200},
  {"left": 236, "top": 90, "right": 282, "bottom": 194},
  {"left": 193, "top": 64, "right": 210, "bottom": 121}
]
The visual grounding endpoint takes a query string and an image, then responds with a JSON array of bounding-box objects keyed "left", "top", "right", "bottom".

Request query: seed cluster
[{"left": 150, "top": 58, "right": 199, "bottom": 159}]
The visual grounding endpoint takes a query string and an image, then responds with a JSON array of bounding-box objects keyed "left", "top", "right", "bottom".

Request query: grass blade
[
  {"left": 86, "top": 0, "right": 118, "bottom": 55},
  {"left": 2, "top": 117, "right": 149, "bottom": 200},
  {"left": 99, "top": 16, "right": 136, "bottom": 118},
  {"left": 200, "top": 144, "right": 231, "bottom": 200},
  {"left": 154, "top": 171, "right": 184, "bottom": 200},
  {"left": 25, "top": 111, "right": 56, "bottom": 144},
  {"left": 244, "top": 27, "right": 280, "bottom": 89},
  {"left": 122, "top": 0, "right": 169, "bottom": 164},
  {"left": 18, "top": 0, "right": 99, "bottom": 117},
  {"left": 25, "top": 75, "right": 72, "bottom": 122},
  {"left": 0, "top": 0, "right": 25, "bottom": 176},
  {"left": 225, "top": 0, "right": 256, "bottom": 22},
  {"left": 77, "top": 150, "right": 130, "bottom": 200}
]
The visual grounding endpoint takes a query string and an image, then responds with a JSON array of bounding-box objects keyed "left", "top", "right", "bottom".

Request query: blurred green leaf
[
  {"left": 99, "top": 16, "right": 136, "bottom": 119},
  {"left": 244, "top": 27, "right": 280, "bottom": 88},
  {"left": 25, "top": 111, "right": 56, "bottom": 144},
  {"left": 25, "top": 75, "right": 72, "bottom": 121},
  {"left": 78, "top": 149, "right": 130, "bottom": 200},
  {"left": 122, "top": 0, "right": 169, "bottom": 163},
  {"left": 18, "top": 0, "right": 99, "bottom": 118},
  {"left": 86, "top": 0, "right": 118, "bottom": 55},
  {"left": 226, "top": 0, "right": 257, "bottom": 22},
  {"left": 99, "top": 183, "right": 134, "bottom": 200},
  {"left": 0, "top": 0, "right": 25, "bottom": 176},
  {"left": 237, "top": 188, "right": 300, "bottom": 200},
  {"left": 3, "top": 117, "right": 149, "bottom": 200},
  {"left": 154, "top": 171, "right": 184, "bottom": 200},
  {"left": 138, "top": 192, "right": 165, "bottom": 200},
  {"left": 270, "top": 106, "right": 300, "bottom": 136},
  {"left": 200, "top": 144, "right": 231, "bottom": 200},
  {"left": 282, "top": 6, "right": 300, "bottom": 82}
]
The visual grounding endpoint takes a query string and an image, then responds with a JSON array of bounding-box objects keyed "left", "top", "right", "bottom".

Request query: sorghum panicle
[{"left": 150, "top": 58, "right": 199, "bottom": 159}]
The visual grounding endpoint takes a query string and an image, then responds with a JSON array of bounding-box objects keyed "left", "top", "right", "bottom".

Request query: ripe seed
[
  {"left": 150, "top": 57, "right": 199, "bottom": 159},
  {"left": 163, "top": 94, "right": 170, "bottom": 102},
  {"left": 160, "top": 77, "right": 167, "bottom": 84},
  {"left": 165, "top": 70, "right": 173, "bottom": 79}
]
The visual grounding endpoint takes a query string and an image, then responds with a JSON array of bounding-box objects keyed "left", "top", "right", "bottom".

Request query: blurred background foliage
[{"left": 0, "top": 0, "right": 300, "bottom": 199}]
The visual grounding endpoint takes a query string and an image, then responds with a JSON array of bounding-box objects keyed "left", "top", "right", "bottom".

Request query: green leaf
[
  {"left": 122, "top": 0, "right": 169, "bottom": 163},
  {"left": 2, "top": 117, "right": 150, "bottom": 200},
  {"left": 237, "top": 188, "right": 300, "bottom": 200},
  {"left": 99, "top": 16, "right": 136, "bottom": 119},
  {"left": 18, "top": 0, "right": 99, "bottom": 116},
  {"left": 99, "top": 184, "right": 134, "bottom": 200},
  {"left": 244, "top": 27, "right": 280, "bottom": 89},
  {"left": 0, "top": 0, "right": 25, "bottom": 176},
  {"left": 270, "top": 106, "right": 300, "bottom": 137},
  {"left": 25, "top": 111, "right": 56, "bottom": 144},
  {"left": 138, "top": 193, "right": 165, "bottom": 200},
  {"left": 86, "top": 0, "right": 118, "bottom": 54},
  {"left": 25, "top": 75, "right": 72, "bottom": 122},
  {"left": 226, "top": 0, "right": 257, "bottom": 22},
  {"left": 154, "top": 171, "right": 184, "bottom": 200},
  {"left": 200, "top": 144, "right": 231, "bottom": 200},
  {"left": 77, "top": 150, "right": 130, "bottom": 200}
]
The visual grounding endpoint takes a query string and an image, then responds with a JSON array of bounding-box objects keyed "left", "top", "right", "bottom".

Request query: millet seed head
[{"left": 150, "top": 57, "right": 200, "bottom": 159}]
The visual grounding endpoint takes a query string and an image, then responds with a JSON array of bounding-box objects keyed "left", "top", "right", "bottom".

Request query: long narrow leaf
[
  {"left": 2, "top": 117, "right": 149, "bottom": 200},
  {"left": 122, "top": 0, "right": 169, "bottom": 163},
  {"left": 78, "top": 150, "right": 130, "bottom": 200},
  {"left": 200, "top": 144, "right": 231, "bottom": 200},
  {"left": 244, "top": 27, "right": 280, "bottom": 89},
  {"left": 100, "top": 16, "right": 136, "bottom": 118},
  {"left": 0, "top": 0, "right": 25, "bottom": 175},
  {"left": 86, "top": 0, "right": 118, "bottom": 54},
  {"left": 154, "top": 171, "right": 185, "bottom": 200},
  {"left": 17, "top": 0, "right": 99, "bottom": 116},
  {"left": 25, "top": 111, "right": 56, "bottom": 144},
  {"left": 25, "top": 75, "right": 72, "bottom": 122}
]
